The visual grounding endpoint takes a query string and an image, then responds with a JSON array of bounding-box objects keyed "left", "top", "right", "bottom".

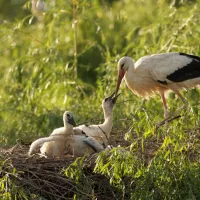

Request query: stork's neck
[
  {"left": 100, "top": 109, "right": 113, "bottom": 138},
  {"left": 64, "top": 122, "right": 73, "bottom": 132},
  {"left": 125, "top": 62, "right": 135, "bottom": 84},
  {"left": 127, "top": 62, "right": 135, "bottom": 73}
]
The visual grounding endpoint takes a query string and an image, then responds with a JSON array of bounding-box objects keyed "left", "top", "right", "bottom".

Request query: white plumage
[
  {"left": 28, "top": 111, "right": 76, "bottom": 157},
  {"left": 28, "top": 111, "right": 106, "bottom": 157},
  {"left": 50, "top": 111, "right": 76, "bottom": 136},
  {"left": 115, "top": 52, "right": 200, "bottom": 122},
  {"left": 67, "top": 135, "right": 104, "bottom": 157},
  {"left": 73, "top": 92, "right": 119, "bottom": 146}
]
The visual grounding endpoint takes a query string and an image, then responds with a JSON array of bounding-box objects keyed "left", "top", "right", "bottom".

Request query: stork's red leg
[
  {"left": 156, "top": 92, "right": 171, "bottom": 128},
  {"left": 157, "top": 89, "right": 188, "bottom": 128},
  {"left": 172, "top": 89, "right": 187, "bottom": 104},
  {"left": 160, "top": 92, "right": 169, "bottom": 118},
  {"left": 171, "top": 89, "right": 188, "bottom": 116}
]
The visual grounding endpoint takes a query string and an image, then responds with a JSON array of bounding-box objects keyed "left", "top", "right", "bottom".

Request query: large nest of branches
[
  {"left": 0, "top": 144, "right": 118, "bottom": 200},
  {"left": 0, "top": 132, "right": 161, "bottom": 199}
]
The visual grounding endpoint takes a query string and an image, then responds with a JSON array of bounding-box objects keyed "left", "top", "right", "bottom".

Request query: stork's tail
[{"left": 28, "top": 136, "right": 56, "bottom": 156}]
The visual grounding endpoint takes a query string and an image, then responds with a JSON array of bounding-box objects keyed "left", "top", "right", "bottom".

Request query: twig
[
  {"left": 98, "top": 126, "right": 112, "bottom": 149},
  {"left": 155, "top": 115, "right": 181, "bottom": 131}
]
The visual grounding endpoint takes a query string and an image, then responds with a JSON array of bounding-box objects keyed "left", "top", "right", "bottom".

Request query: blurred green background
[{"left": 0, "top": 0, "right": 200, "bottom": 145}]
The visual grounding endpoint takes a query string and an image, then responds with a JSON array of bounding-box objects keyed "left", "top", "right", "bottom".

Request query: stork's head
[
  {"left": 115, "top": 56, "right": 134, "bottom": 95},
  {"left": 63, "top": 111, "right": 76, "bottom": 127},
  {"left": 102, "top": 92, "right": 120, "bottom": 111}
]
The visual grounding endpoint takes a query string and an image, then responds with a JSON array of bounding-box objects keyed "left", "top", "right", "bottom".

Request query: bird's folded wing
[
  {"left": 73, "top": 126, "right": 87, "bottom": 135},
  {"left": 84, "top": 137, "right": 104, "bottom": 152},
  {"left": 149, "top": 53, "right": 199, "bottom": 83}
]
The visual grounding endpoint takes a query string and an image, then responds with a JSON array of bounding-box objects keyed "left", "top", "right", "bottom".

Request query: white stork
[
  {"left": 115, "top": 52, "right": 200, "bottom": 123},
  {"left": 28, "top": 111, "right": 105, "bottom": 157},
  {"left": 73, "top": 92, "right": 120, "bottom": 146},
  {"left": 28, "top": 111, "right": 76, "bottom": 157}
]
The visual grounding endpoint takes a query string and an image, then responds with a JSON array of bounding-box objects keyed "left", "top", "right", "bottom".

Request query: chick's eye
[
  {"left": 67, "top": 114, "right": 70, "bottom": 118},
  {"left": 104, "top": 98, "right": 108, "bottom": 102}
]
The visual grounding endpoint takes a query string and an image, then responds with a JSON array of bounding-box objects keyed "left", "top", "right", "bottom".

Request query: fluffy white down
[
  {"left": 74, "top": 124, "right": 109, "bottom": 145},
  {"left": 28, "top": 137, "right": 56, "bottom": 155},
  {"left": 50, "top": 127, "right": 68, "bottom": 136},
  {"left": 67, "top": 135, "right": 104, "bottom": 156}
]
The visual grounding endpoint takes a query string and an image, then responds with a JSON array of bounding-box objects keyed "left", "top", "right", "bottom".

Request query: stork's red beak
[{"left": 115, "top": 70, "right": 125, "bottom": 96}]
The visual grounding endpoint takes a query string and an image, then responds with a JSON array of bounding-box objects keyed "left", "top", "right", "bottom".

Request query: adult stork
[{"left": 115, "top": 52, "right": 200, "bottom": 124}]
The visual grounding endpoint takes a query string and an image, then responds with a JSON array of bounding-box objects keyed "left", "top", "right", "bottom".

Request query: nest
[
  {"left": 0, "top": 145, "right": 117, "bottom": 200},
  {"left": 0, "top": 132, "right": 160, "bottom": 199}
]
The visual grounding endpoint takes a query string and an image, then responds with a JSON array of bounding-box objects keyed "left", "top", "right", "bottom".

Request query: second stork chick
[
  {"left": 28, "top": 111, "right": 76, "bottom": 157},
  {"left": 73, "top": 92, "right": 120, "bottom": 147}
]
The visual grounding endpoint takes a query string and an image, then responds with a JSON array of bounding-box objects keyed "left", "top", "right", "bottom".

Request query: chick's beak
[
  {"left": 68, "top": 117, "right": 76, "bottom": 127},
  {"left": 111, "top": 93, "right": 120, "bottom": 104},
  {"left": 106, "top": 92, "right": 115, "bottom": 100},
  {"left": 105, "top": 92, "right": 120, "bottom": 104}
]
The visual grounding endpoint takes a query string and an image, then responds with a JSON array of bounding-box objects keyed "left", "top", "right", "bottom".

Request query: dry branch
[{"left": 0, "top": 145, "right": 116, "bottom": 200}]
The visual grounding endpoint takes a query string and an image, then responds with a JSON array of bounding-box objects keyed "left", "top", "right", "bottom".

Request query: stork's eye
[
  {"left": 121, "top": 63, "right": 125, "bottom": 69},
  {"left": 104, "top": 98, "right": 108, "bottom": 102},
  {"left": 67, "top": 114, "right": 70, "bottom": 118}
]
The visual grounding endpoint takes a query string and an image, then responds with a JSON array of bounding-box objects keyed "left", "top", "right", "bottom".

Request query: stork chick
[
  {"left": 73, "top": 92, "right": 120, "bottom": 146},
  {"left": 115, "top": 52, "right": 200, "bottom": 124},
  {"left": 28, "top": 111, "right": 76, "bottom": 157},
  {"left": 66, "top": 135, "right": 105, "bottom": 157}
]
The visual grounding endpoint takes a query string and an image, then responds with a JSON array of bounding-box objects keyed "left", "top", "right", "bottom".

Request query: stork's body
[
  {"left": 115, "top": 52, "right": 200, "bottom": 122},
  {"left": 67, "top": 135, "right": 104, "bottom": 156},
  {"left": 73, "top": 92, "right": 119, "bottom": 146},
  {"left": 28, "top": 111, "right": 76, "bottom": 157},
  {"left": 29, "top": 111, "right": 105, "bottom": 157}
]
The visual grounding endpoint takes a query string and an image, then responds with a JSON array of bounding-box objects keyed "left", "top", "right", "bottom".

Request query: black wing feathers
[
  {"left": 179, "top": 53, "right": 200, "bottom": 62},
  {"left": 166, "top": 53, "right": 200, "bottom": 82},
  {"left": 83, "top": 140, "right": 98, "bottom": 152}
]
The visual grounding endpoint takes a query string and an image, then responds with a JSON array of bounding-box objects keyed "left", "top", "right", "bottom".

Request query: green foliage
[
  {"left": 93, "top": 110, "right": 200, "bottom": 199},
  {"left": 0, "top": 0, "right": 200, "bottom": 199},
  {"left": 0, "top": 161, "right": 29, "bottom": 200},
  {"left": 64, "top": 109, "right": 200, "bottom": 199},
  {"left": 65, "top": 156, "right": 86, "bottom": 183}
]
